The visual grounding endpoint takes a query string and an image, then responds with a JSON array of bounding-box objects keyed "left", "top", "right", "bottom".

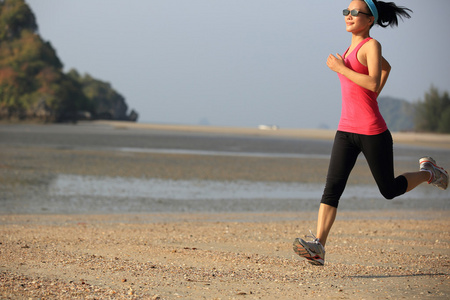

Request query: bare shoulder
[
  {"left": 360, "top": 38, "right": 382, "bottom": 56},
  {"left": 357, "top": 38, "right": 382, "bottom": 66},
  {"left": 366, "top": 38, "right": 382, "bottom": 51}
]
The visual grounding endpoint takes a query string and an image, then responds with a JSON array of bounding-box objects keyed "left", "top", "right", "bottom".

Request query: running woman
[{"left": 293, "top": 0, "right": 448, "bottom": 266}]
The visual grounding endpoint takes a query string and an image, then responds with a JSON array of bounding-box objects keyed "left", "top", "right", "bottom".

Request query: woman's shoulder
[
  {"left": 366, "top": 38, "right": 381, "bottom": 49},
  {"left": 361, "top": 38, "right": 382, "bottom": 53}
]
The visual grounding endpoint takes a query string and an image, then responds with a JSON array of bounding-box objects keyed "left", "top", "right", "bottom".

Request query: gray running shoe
[
  {"left": 419, "top": 156, "right": 448, "bottom": 190},
  {"left": 293, "top": 232, "right": 325, "bottom": 266}
]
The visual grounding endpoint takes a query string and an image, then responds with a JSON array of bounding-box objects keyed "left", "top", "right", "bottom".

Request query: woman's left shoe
[{"left": 419, "top": 156, "right": 449, "bottom": 190}]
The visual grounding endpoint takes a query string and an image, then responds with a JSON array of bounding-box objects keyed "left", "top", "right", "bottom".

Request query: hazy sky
[{"left": 27, "top": 0, "right": 450, "bottom": 129}]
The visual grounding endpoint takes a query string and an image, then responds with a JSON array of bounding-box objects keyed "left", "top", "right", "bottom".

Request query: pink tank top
[{"left": 337, "top": 37, "right": 387, "bottom": 135}]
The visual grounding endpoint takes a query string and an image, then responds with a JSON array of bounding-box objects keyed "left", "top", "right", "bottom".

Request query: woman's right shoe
[{"left": 293, "top": 232, "right": 325, "bottom": 266}]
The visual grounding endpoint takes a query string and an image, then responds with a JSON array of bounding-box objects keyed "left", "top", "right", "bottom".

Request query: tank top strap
[
  {"left": 353, "top": 37, "right": 373, "bottom": 55},
  {"left": 343, "top": 37, "right": 373, "bottom": 59}
]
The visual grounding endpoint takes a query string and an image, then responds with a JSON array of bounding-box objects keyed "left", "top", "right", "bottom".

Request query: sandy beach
[
  {"left": 1, "top": 122, "right": 449, "bottom": 299},
  {"left": 1, "top": 212, "right": 449, "bottom": 299}
]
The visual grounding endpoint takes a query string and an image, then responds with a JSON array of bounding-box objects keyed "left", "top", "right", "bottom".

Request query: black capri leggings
[{"left": 321, "top": 130, "right": 408, "bottom": 208}]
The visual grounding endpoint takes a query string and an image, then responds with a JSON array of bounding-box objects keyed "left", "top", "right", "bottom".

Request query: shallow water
[
  {"left": 50, "top": 174, "right": 448, "bottom": 202},
  {"left": 18, "top": 174, "right": 443, "bottom": 214},
  {"left": 1, "top": 123, "right": 449, "bottom": 214}
]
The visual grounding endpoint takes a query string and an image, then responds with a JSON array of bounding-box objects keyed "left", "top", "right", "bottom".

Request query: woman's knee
[
  {"left": 378, "top": 176, "right": 408, "bottom": 200},
  {"left": 321, "top": 179, "right": 346, "bottom": 207},
  {"left": 380, "top": 189, "right": 396, "bottom": 200}
]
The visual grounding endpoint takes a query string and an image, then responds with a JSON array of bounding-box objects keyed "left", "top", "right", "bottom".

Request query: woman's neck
[{"left": 351, "top": 31, "right": 370, "bottom": 47}]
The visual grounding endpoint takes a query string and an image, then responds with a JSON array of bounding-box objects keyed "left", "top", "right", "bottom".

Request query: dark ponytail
[{"left": 373, "top": 1, "right": 412, "bottom": 28}]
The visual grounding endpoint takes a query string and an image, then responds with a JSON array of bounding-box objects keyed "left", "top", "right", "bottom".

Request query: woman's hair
[{"left": 372, "top": 0, "right": 412, "bottom": 28}]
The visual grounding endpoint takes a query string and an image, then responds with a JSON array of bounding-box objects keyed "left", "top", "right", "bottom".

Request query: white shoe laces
[
  {"left": 306, "top": 230, "right": 325, "bottom": 254},
  {"left": 307, "top": 230, "right": 320, "bottom": 243}
]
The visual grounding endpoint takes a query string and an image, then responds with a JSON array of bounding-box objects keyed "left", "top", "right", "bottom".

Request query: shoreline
[
  {"left": 96, "top": 120, "right": 450, "bottom": 149},
  {"left": 2, "top": 209, "right": 449, "bottom": 224}
]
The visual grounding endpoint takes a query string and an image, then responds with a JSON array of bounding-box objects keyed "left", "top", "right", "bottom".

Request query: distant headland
[{"left": 0, "top": 0, "right": 138, "bottom": 123}]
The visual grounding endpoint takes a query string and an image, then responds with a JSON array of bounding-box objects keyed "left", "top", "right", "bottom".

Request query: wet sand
[
  {"left": 101, "top": 120, "right": 450, "bottom": 150},
  {"left": 0, "top": 122, "right": 449, "bottom": 298}
]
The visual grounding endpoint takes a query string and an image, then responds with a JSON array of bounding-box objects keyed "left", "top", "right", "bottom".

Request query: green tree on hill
[
  {"left": 0, "top": 0, "right": 37, "bottom": 40},
  {"left": 68, "top": 70, "right": 136, "bottom": 121},
  {"left": 0, "top": 0, "right": 89, "bottom": 121}
]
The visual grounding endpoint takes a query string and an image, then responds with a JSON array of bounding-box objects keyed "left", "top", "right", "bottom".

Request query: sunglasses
[{"left": 342, "top": 9, "right": 372, "bottom": 17}]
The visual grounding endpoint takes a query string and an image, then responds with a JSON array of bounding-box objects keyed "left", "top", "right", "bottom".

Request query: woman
[{"left": 293, "top": 0, "right": 448, "bottom": 266}]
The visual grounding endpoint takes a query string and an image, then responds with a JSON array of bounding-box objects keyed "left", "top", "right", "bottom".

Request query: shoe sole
[{"left": 293, "top": 238, "right": 324, "bottom": 266}]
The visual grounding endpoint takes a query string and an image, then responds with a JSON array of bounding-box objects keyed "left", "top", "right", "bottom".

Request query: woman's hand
[
  {"left": 327, "top": 53, "right": 345, "bottom": 74},
  {"left": 326, "top": 39, "right": 382, "bottom": 93}
]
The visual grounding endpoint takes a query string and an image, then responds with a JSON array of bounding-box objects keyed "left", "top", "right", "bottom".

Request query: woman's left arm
[{"left": 376, "top": 56, "right": 391, "bottom": 95}]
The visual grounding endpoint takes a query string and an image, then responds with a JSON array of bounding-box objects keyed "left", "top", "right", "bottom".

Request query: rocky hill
[{"left": 0, "top": 0, "right": 137, "bottom": 122}]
